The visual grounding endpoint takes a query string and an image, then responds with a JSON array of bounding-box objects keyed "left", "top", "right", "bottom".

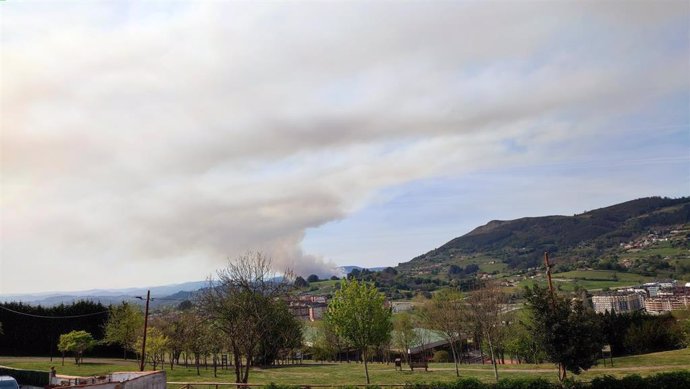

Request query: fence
[{"left": 169, "top": 383, "right": 410, "bottom": 389}]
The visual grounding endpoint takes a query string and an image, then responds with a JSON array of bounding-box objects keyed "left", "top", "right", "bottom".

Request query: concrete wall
[
  {"left": 122, "top": 371, "right": 166, "bottom": 389},
  {"left": 56, "top": 371, "right": 166, "bottom": 389}
]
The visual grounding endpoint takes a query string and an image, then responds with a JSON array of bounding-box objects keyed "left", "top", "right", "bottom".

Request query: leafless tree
[
  {"left": 198, "top": 251, "right": 295, "bottom": 383},
  {"left": 465, "top": 281, "right": 507, "bottom": 382},
  {"left": 421, "top": 289, "right": 465, "bottom": 377}
]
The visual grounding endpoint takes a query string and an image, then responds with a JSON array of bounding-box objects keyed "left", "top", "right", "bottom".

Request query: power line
[{"left": 0, "top": 305, "right": 109, "bottom": 319}]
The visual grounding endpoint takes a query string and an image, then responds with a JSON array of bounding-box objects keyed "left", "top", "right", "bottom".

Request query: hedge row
[
  {"left": 262, "top": 371, "right": 690, "bottom": 389},
  {"left": 0, "top": 366, "right": 50, "bottom": 387}
]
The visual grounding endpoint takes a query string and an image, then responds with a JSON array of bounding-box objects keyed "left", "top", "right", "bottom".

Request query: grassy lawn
[{"left": 2, "top": 348, "right": 689, "bottom": 386}]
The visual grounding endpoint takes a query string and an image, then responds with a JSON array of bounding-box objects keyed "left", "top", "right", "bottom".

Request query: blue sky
[
  {"left": 303, "top": 126, "right": 689, "bottom": 268},
  {"left": 1, "top": 1, "right": 688, "bottom": 293},
  {"left": 304, "top": 89, "right": 690, "bottom": 269}
]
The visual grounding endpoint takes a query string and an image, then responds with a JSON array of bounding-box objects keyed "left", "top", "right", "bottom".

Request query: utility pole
[
  {"left": 139, "top": 290, "right": 150, "bottom": 372},
  {"left": 544, "top": 251, "right": 555, "bottom": 297},
  {"left": 50, "top": 321, "right": 54, "bottom": 362},
  {"left": 544, "top": 251, "right": 563, "bottom": 380}
]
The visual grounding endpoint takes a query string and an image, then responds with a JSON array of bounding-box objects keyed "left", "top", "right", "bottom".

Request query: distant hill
[
  {"left": 0, "top": 280, "right": 207, "bottom": 307},
  {"left": 399, "top": 196, "right": 690, "bottom": 272},
  {"left": 338, "top": 265, "right": 387, "bottom": 274}
]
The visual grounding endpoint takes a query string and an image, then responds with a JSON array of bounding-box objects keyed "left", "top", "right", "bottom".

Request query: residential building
[
  {"left": 288, "top": 300, "right": 328, "bottom": 321},
  {"left": 592, "top": 291, "right": 644, "bottom": 314},
  {"left": 645, "top": 296, "right": 690, "bottom": 312},
  {"left": 644, "top": 286, "right": 690, "bottom": 312}
]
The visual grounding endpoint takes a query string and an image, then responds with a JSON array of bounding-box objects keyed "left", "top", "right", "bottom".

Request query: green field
[
  {"left": 518, "top": 270, "right": 659, "bottom": 292},
  {"left": 2, "top": 348, "right": 688, "bottom": 386},
  {"left": 624, "top": 240, "right": 689, "bottom": 259},
  {"left": 553, "top": 270, "right": 648, "bottom": 282},
  {"left": 302, "top": 279, "right": 341, "bottom": 295}
]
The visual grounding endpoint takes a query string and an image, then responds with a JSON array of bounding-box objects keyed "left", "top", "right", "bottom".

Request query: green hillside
[{"left": 398, "top": 196, "right": 690, "bottom": 280}]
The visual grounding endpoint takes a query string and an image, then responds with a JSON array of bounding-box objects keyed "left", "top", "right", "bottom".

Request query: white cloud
[{"left": 1, "top": 1, "right": 688, "bottom": 293}]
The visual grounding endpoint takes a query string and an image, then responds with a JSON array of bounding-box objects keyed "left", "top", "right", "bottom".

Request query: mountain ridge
[
  {"left": 0, "top": 280, "right": 208, "bottom": 306},
  {"left": 399, "top": 196, "right": 690, "bottom": 272}
]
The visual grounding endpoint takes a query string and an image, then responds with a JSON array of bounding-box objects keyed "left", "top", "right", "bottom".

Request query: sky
[{"left": 1, "top": 1, "right": 689, "bottom": 294}]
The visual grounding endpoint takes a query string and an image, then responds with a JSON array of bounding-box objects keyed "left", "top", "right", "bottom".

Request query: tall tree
[
  {"left": 57, "top": 330, "right": 95, "bottom": 366},
  {"left": 524, "top": 284, "right": 604, "bottom": 383},
  {"left": 325, "top": 279, "right": 392, "bottom": 384},
  {"left": 392, "top": 312, "right": 418, "bottom": 365},
  {"left": 182, "top": 311, "right": 211, "bottom": 375},
  {"left": 153, "top": 311, "right": 187, "bottom": 370},
  {"left": 294, "top": 276, "right": 309, "bottom": 288},
  {"left": 312, "top": 319, "right": 347, "bottom": 362},
  {"left": 503, "top": 310, "right": 546, "bottom": 364},
  {"left": 198, "top": 251, "right": 295, "bottom": 383},
  {"left": 255, "top": 300, "right": 303, "bottom": 366},
  {"left": 103, "top": 302, "right": 143, "bottom": 360},
  {"left": 135, "top": 327, "right": 169, "bottom": 370},
  {"left": 421, "top": 289, "right": 465, "bottom": 377},
  {"left": 465, "top": 282, "right": 506, "bottom": 381}
]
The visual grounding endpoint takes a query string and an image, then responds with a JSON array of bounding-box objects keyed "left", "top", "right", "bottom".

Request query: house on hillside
[{"left": 288, "top": 298, "right": 328, "bottom": 321}]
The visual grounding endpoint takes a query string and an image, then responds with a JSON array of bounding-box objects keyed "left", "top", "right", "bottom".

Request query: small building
[
  {"left": 289, "top": 303, "right": 311, "bottom": 321},
  {"left": 391, "top": 301, "right": 414, "bottom": 313},
  {"left": 289, "top": 301, "right": 328, "bottom": 321},
  {"left": 390, "top": 328, "right": 451, "bottom": 361},
  {"left": 592, "top": 291, "right": 644, "bottom": 314}
]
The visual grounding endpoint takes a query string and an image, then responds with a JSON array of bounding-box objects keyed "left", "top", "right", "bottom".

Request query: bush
[
  {"left": 589, "top": 371, "right": 690, "bottom": 389},
  {"left": 495, "top": 378, "right": 554, "bottom": 389},
  {"left": 274, "top": 371, "right": 690, "bottom": 389},
  {"left": 404, "top": 379, "right": 485, "bottom": 389},
  {"left": 262, "top": 383, "right": 299, "bottom": 389},
  {"left": 561, "top": 378, "right": 587, "bottom": 389},
  {"left": 640, "top": 371, "right": 690, "bottom": 389},
  {"left": 448, "top": 378, "right": 485, "bottom": 389},
  {"left": 432, "top": 350, "right": 450, "bottom": 363},
  {"left": 590, "top": 374, "right": 642, "bottom": 389}
]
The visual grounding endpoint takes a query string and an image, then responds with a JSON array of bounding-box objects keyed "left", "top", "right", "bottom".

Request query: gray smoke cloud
[{"left": 1, "top": 1, "right": 687, "bottom": 293}]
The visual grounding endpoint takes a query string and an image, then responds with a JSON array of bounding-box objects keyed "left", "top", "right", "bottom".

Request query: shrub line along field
[{"left": 1, "top": 348, "right": 688, "bottom": 385}]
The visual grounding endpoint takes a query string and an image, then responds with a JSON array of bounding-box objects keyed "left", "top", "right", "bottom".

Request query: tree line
[
  {"left": 312, "top": 280, "right": 689, "bottom": 384},
  {"left": 52, "top": 253, "right": 305, "bottom": 384},
  {"left": 0, "top": 301, "right": 123, "bottom": 357},
  {"left": 3, "top": 251, "right": 688, "bottom": 386}
]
